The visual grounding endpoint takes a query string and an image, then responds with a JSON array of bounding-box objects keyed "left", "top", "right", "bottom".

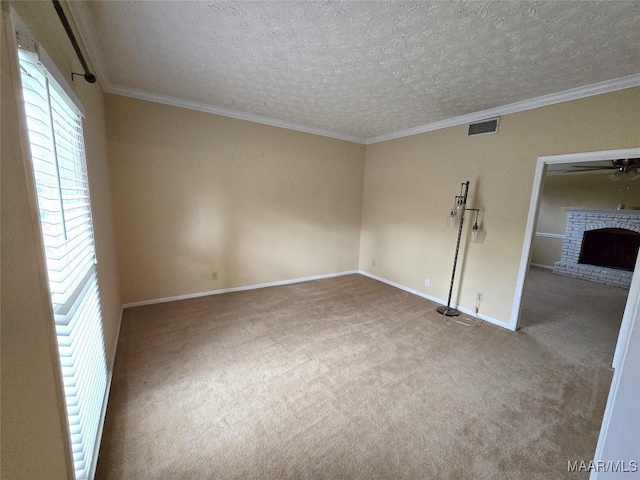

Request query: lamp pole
[{"left": 437, "top": 181, "right": 479, "bottom": 317}]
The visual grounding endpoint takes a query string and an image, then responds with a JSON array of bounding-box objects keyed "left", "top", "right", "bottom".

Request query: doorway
[{"left": 509, "top": 147, "right": 640, "bottom": 369}]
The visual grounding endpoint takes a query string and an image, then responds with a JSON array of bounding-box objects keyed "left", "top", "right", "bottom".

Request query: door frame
[{"left": 508, "top": 147, "right": 640, "bottom": 368}]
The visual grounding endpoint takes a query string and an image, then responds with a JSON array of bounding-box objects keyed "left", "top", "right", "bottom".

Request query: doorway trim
[{"left": 509, "top": 148, "right": 640, "bottom": 347}]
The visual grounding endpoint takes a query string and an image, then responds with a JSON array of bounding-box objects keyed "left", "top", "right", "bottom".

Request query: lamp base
[{"left": 437, "top": 305, "right": 460, "bottom": 317}]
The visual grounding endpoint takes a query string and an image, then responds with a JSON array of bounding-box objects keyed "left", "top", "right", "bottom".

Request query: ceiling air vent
[{"left": 468, "top": 117, "right": 500, "bottom": 136}]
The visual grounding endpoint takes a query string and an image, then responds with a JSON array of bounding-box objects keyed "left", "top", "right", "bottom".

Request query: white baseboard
[
  {"left": 530, "top": 263, "right": 554, "bottom": 270},
  {"left": 122, "top": 270, "right": 360, "bottom": 308},
  {"left": 357, "top": 270, "right": 511, "bottom": 331},
  {"left": 121, "top": 269, "right": 510, "bottom": 331}
]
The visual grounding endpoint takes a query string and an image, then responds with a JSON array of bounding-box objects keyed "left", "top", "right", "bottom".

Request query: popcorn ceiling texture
[{"left": 87, "top": 1, "right": 639, "bottom": 139}]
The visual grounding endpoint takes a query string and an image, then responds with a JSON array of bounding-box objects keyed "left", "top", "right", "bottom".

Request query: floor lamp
[{"left": 437, "top": 181, "right": 480, "bottom": 317}]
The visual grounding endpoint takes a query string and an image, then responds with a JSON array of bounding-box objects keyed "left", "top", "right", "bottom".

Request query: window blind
[{"left": 17, "top": 40, "right": 107, "bottom": 480}]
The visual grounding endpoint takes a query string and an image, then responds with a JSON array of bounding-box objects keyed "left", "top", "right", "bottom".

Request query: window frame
[{"left": 6, "top": 8, "right": 108, "bottom": 480}]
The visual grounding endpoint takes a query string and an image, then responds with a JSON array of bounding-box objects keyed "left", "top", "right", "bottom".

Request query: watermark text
[{"left": 568, "top": 460, "right": 638, "bottom": 473}]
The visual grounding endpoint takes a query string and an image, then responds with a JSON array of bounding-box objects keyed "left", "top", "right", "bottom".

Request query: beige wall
[
  {"left": 360, "top": 88, "right": 640, "bottom": 325},
  {"left": 530, "top": 236, "right": 564, "bottom": 269},
  {"left": 531, "top": 173, "right": 640, "bottom": 267},
  {"left": 1, "top": 2, "right": 638, "bottom": 476},
  {"left": 106, "top": 95, "right": 366, "bottom": 304},
  {"left": 1, "top": 2, "right": 121, "bottom": 479}
]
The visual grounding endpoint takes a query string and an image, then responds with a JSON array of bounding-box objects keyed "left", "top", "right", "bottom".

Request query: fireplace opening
[{"left": 579, "top": 228, "right": 640, "bottom": 272}]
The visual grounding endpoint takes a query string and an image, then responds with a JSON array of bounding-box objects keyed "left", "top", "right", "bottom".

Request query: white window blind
[{"left": 17, "top": 32, "right": 107, "bottom": 480}]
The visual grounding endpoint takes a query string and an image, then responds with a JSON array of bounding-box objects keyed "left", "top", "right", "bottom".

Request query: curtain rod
[{"left": 51, "top": 0, "right": 96, "bottom": 83}]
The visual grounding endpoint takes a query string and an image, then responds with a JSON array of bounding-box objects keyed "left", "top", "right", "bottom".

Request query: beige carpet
[{"left": 96, "top": 268, "right": 627, "bottom": 479}]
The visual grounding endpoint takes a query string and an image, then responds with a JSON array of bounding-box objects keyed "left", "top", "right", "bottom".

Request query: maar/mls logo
[{"left": 568, "top": 460, "right": 639, "bottom": 473}]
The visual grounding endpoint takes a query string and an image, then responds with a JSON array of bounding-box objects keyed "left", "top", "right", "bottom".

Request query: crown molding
[
  {"left": 64, "top": 0, "right": 365, "bottom": 142},
  {"left": 106, "top": 74, "right": 640, "bottom": 146},
  {"left": 63, "top": 1, "right": 638, "bottom": 146},
  {"left": 106, "top": 84, "right": 366, "bottom": 143},
  {"left": 365, "top": 74, "right": 640, "bottom": 144}
]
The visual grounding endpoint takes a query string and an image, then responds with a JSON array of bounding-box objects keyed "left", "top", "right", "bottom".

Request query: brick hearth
[{"left": 553, "top": 208, "right": 640, "bottom": 288}]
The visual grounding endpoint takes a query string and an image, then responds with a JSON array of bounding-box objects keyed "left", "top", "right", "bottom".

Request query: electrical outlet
[
  {"left": 425, "top": 279, "right": 430, "bottom": 287},
  {"left": 211, "top": 271, "right": 218, "bottom": 280},
  {"left": 372, "top": 260, "right": 376, "bottom": 267},
  {"left": 476, "top": 292, "right": 483, "bottom": 302}
]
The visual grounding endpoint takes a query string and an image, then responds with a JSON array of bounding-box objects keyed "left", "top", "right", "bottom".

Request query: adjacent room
[
  {"left": 2, "top": 1, "right": 639, "bottom": 479},
  {"left": 517, "top": 166, "right": 639, "bottom": 439}
]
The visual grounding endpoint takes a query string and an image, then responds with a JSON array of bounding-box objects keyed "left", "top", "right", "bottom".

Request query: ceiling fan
[{"left": 565, "top": 158, "right": 640, "bottom": 181}]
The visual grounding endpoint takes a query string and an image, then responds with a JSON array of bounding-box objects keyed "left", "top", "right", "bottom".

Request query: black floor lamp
[{"left": 437, "top": 181, "right": 480, "bottom": 317}]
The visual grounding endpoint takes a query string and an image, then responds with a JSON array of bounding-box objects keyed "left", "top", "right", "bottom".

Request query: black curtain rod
[{"left": 51, "top": 0, "right": 96, "bottom": 83}]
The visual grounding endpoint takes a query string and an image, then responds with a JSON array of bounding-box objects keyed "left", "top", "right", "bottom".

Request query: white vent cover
[{"left": 468, "top": 117, "right": 500, "bottom": 136}]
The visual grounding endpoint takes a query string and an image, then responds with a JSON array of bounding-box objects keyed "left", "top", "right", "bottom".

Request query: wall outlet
[
  {"left": 476, "top": 292, "right": 483, "bottom": 302},
  {"left": 211, "top": 271, "right": 218, "bottom": 280},
  {"left": 372, "top": 260, "right": 376, "bottom": 267},
  {"left": 424, "top": 279, "right": 430, "bottom": 287}
]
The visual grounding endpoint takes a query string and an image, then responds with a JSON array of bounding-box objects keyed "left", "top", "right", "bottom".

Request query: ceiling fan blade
[
  {"left": 557, "top": 159, "right": 640, "bottom": 177},
  {"left": 570, "top": 165, "right": 613, "bottom": 170},
  {"left": 566, "top": 168, "right": 610, "bottom": 173},
  {"left": 556, "top": 166, "right": 604, "bottom": 173}
]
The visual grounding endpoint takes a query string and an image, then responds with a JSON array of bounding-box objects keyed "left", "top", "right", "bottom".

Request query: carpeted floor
[{"left": 96, "top": 268, "right": 628, "bottom": 479}]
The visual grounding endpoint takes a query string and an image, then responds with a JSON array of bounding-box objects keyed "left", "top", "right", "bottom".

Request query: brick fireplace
[{"left": 553, "top": 208, "right": 640, "bottom": 288}]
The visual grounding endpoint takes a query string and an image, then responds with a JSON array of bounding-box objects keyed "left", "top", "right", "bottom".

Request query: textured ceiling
[{"left": 76, "top": 1, "right": 640, "bottom": 142}]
